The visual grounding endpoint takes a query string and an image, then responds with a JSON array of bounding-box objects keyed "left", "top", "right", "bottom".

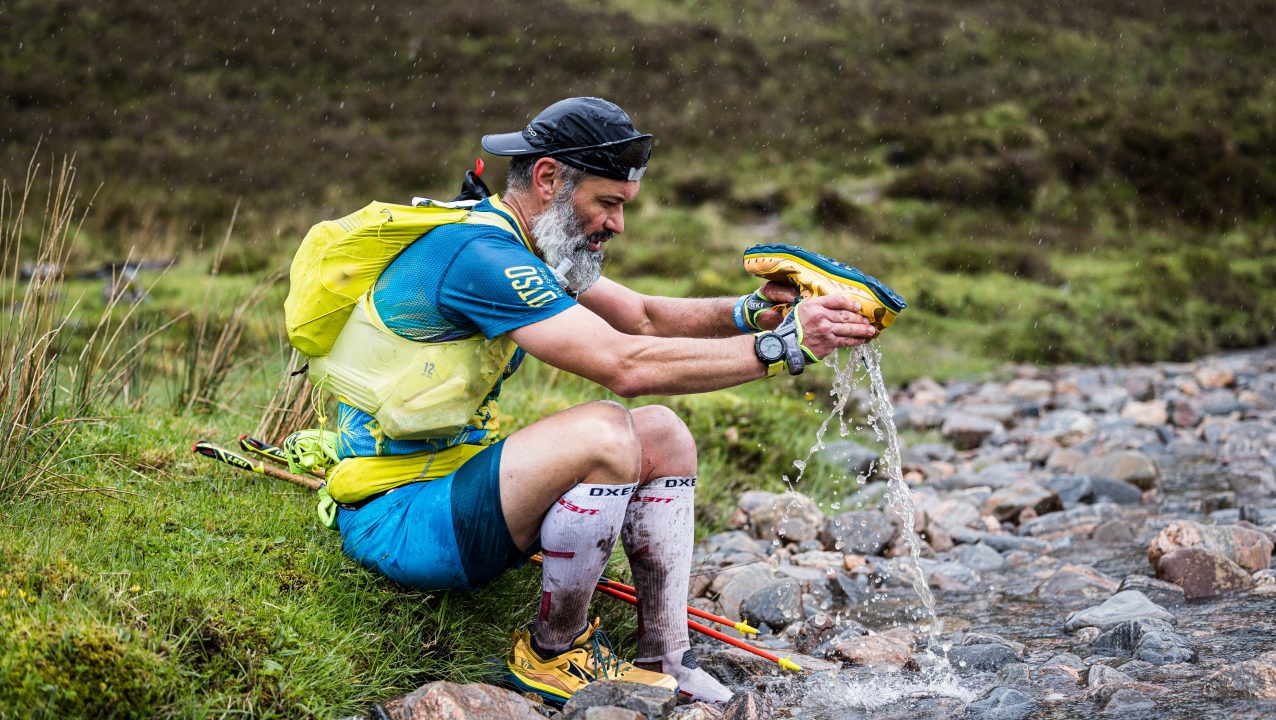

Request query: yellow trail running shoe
[
  {"left": 742, "top": 243, "right": 907, "bottom": 331},
  {"left": 507, "top": 617, "right": 679, "bottom": 705}
]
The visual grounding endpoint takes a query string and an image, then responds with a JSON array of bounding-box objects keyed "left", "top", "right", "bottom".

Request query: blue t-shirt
[{"left": 336, "top": 197, "right": 576, "bottom": 458}]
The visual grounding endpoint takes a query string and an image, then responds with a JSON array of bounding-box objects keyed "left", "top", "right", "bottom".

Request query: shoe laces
[{"left": 582, "top": 627, "right": 624, "bottom": 680}]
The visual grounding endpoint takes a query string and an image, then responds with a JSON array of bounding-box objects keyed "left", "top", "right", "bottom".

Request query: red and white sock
[
  {"left": 534, "top": 481, "right": 637, "bottom": 653},
  {"left": 624, "top": 476, "right": 732, "bottom": 703}
]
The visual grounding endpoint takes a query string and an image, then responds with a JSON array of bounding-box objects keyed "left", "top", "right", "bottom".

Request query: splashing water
[
  {"left": 782, "top": 344, "right": 941, "bottom": 646},
  {"left": 795, "top": 667, "right": 980, "bottom": 718}
]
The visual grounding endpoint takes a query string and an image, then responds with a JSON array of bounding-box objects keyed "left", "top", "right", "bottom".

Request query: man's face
[{"left": 531, "top": 172, "right": 639, "bottom": 294}]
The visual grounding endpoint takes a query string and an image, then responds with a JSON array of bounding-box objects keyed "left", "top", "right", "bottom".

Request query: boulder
[
  {"left": 1146, "top": 520, "right": 1273, "bottom": 573},
  {"left": 1154, "top": 547, "right": 1255, "bottom": 600},
  {"left": 380, "top": 681, "right": 546, "bottom": 720},
  {"left": 1075, "top": 451, "right": 1160, "bottom": 490},
  {"left": 946, "top": 644, "right": 1022, "bottom": 674},
  {"left": 1063, "top": 590, "right": 1175, "bottom": 632},
  {"left": 983, "top": 481, "right": 1063, "bottom": 522},
  {"left": 964, "top": 686, "right": 1038, "bottom": 720},
  {"left": 823, "top": 632, "right": 913, "bottom": 669},
  {"left": 748, "top": 493, "right": 824, "bottom": 544},
  {"left": 821, "top": 510, "right": 896, "bottom": 555},
  {"left": 941, "top": 412, "right": 1007, "bottom": 450},
  {"left": 741, "top": 580, "right": 805, "bottom": 630},
  {"left": 1202, "top": 652, "right": 1276, "bottom": 699},
  {"left": 1036, "top": 565, "right": 1119, "bottom": 602},
  {"left": 1036, "top": 409, "right": 1098, "bottom": 447},
  {"left": 562, "top": 680, "right": 676, "bottom": 720},
  {"left": 710, "top": 564, "right": 777, "bottom": 619},
  {"left": 1091, "top": 617, "right": 1196, "bottom": 664}
]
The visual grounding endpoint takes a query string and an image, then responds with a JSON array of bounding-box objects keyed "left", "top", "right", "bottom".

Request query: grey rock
[
  {"left": 946, "top": 644, "right": 1022, "bottom": 674},
  {"left": 710, "top": 564, "right": 777, "bottom": 620},
  {"left": 748, "top": 493, "right": 824, "bottom": 544},
  {"left": 669, "top": 703, "right": 723, "bottom": 720},
  {"left": 380, "top": 681, "right": 547, "bottom": 720},
  {"left": 941, "top": 412, "right": 1007, "bottom": 450},
  {"left": 983, "top": 481, "right": 1063, "bottom": 523},
  {"left": 1147, "top": 519, "right": 1274, "bottom": 573},
  {"left": 1224, "top": 462, "right": 1276, "bottom": 496},
  {"left": 1099, "top": 687, "right": 1156, "bottom": 713},
  {"left": 821, "top": 510, "right": 896, "bottom": 555},
  {"left": 947, "top": 543, "right": 1006, "bottom": 572},
  {"left": 962, "top": 403, "right": 1020, "bottom": 427},
  {"left": 1091, "top": 520, "right": 1138, "bottom": 544},
  {"left": 1036, "top": 564, "right": 1120, "bottom": 602},
  {"left": 824, "top": 440, "right": 880, "bottom": 477},
  {"left": 1089, "top": 478, "right": 1144, "bottom": 505},
  {"left": 1124, "top": 373, "right": 1157, "bottom": 402},
  {"left": 1092, "top": 618, "right": 1196, "bottom": 665},
  {"left": 695, "top": 647, "right": 835, "bottom": 686},
  {"left": 1086, "top": 664, "right": 1134, "bottom": 689},
  {"left": 950, "top": 528, "right": 1051, "bottom": 553},
  {"left": 1169, "top": 396, "right": 1204, "bottom": 428},
  {"left": 741, "top": 580, "right": 805, "bottom": 631},
  {"left": 1117, "top": 576, "right": 1186, "bottom": 607},
  {"left": 562, "top": 681, "right": 676, "bottom": 720},
  {"left": 1063, "top": 590, "right": 1175, "bottom": 632},
  {"left": 1018, "top": 503, "right": 1124, "bottom": 538},
  {"left": 1044, "top": 475, "right": 1094, "bottom": 506},
  {"left": 1075, "top": 450, "right": 1160, "bottom": 489},
  {"left": 1006, "top": 378, "right": 1054, "bottom": 402},
  {"left": 964, "top": 686, "right": 1038, "bottom": 720},
  {"left": 906, "top": 443, "right": 958, "bottom": 463},
  {"left": 1037, "top": 409, "right": 1098, "bottom": 447},
  {"left": 828, "top": 571, "right": 872, "bottom": 606},
  {"left": 997, "top": 663, "right": 1031, "bottom": 685}
]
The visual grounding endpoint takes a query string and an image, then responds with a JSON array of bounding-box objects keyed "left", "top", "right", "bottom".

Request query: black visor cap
[{"left": 481, "top": 97, "right": 652, "bottom": 181}]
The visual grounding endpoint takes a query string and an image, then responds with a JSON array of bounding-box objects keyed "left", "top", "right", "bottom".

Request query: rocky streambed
[{"left": 360, "top": 346, "right": 1276, "bottom": 720}]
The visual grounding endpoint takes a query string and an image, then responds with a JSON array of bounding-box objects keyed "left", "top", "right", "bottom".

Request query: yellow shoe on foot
[{"left": 507, "top": 617, "right": 679, "bottom": 705}]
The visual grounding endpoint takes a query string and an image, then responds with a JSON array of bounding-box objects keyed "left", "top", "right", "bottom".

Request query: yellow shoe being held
[
  {"left": 742, "top": 243, "right": 907, "bottom": 331},
  {"left": 507, "top": 617, "right": 679, "bottom": 705}
]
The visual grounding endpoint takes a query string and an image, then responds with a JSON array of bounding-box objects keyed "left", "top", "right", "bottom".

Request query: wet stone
[
  {"left": 1086, "top": 663, "right": 1134, "bottom": 689},
  {"left": 1019, "top": 503, "right": 1124, "bottom": 539},
  {"left": 1154, "top": 547, "right": 1255, "bottom": 600},
  {"left": 1036, "top": 564, "right": 1120, "bottom": 602},
  {"left": 741, "top": 580, "right": 805, "bottom": 631},
  {"left": 1089, "top": 478, "right": 1144, "bottom": 505},
  {"left": 719, "top": 690, "right": 771, "bottom": 720},
  {"left": 1075, "top": 450, "right": 1160, "bottom": 489},
  {"left": 748, "top": 493, "right": 824, "bottom": 544},
  {"left": 669, "top": 702, "right": 723, "bottom": 720},
  {"left": 941, "top": 412, "right": 1007, "bottom": 450},
  {"left": 1063, "top": 590, "right": 1175, "bottom": 632},
  {"left": 983, "top": 481, "right": 1063, "bottom": 524},
  {"left": 964, "top": 686, "right": 1038, "bottom": 720},
  {"left": 1117, "top": 575, "right": 1186, "bottom": 607},
  {"left": 1202, "top": 651, "right": 1276, "bottom": 700},
  {"left": 821, "top": 510, "right": 896, "bottom": 555},
  {"left": 823, "top": 633, "right": 913, "bottom": 670},
  {"left": 946, "top": 542, "right": 1006, "bottom": 572},
  {"left": 1099, "top": 687, "right": 1157, "bottom": 714},
  {"left": 562, "top": 681, "right": 675, "bottom": 720},
  {"left": 1036, "top": 409, "right": 1098, "bottom": 447},
  {"left": 1044, "top": 475, "right": 1093, "bottom": 506},
  {"left": 945, "top": 644, "right": 1022, "bottom": 674},
  {"left": 1091, "top": 618, "right": 1196, "bottom": 665},
  {"left": 710, "top": 564, "right": 777, "bottom": 620}
]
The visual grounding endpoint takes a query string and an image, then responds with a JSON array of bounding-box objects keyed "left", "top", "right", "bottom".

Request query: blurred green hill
[{"left": 3, "top": 0, "right": 1275, "bottom": 363}]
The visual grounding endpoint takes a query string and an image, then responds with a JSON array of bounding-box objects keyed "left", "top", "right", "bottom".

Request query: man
[{"left": 329, "top": 97, "right": 877, "bottom": 704}]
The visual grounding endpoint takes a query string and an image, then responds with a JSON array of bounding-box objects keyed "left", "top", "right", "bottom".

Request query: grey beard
[{"left": 531, "top": 194, "right": 605, "bottom": 294}]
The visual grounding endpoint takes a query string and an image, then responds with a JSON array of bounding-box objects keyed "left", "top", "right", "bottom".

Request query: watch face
[{"left": 758, "top": 334, "right": 785, "bottom": 362}]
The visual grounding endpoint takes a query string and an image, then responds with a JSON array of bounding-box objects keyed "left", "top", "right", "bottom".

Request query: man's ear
[{"left": 530, "top": 158, "right": 561, "bottom": 203}]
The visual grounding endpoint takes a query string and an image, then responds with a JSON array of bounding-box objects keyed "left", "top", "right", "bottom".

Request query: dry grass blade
[{"left": 252, "top": 347, "right": 318, "bottom": 445}]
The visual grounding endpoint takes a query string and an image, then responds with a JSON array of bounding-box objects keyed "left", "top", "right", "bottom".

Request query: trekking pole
[
  {"left": 529, "top": 556, "right": 761, "bottom": 638},
  {"left": 192, "top": 441, "right": 323, "bottom": 491},
  {"left": 238, "top": 434, "right": 327, "bottom": 479},
  {"left": 591, "top": 581, "right": 801, "bottom": 673}
]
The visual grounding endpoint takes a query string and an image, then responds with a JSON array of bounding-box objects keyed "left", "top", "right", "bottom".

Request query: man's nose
[{"left": 604, "top": 207, "right": 624, "bottom": 236}]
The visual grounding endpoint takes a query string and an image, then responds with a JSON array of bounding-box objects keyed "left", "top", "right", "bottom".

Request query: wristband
[{"left": 733, "top": 289, "right": 777, "bottom": 334}]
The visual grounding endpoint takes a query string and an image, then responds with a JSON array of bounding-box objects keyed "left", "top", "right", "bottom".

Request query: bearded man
[{"left": 330, "top": 97, "right": 877, "bottom": 705}]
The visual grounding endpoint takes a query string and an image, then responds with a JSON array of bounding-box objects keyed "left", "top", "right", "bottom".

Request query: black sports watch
[{"left": 754, "top": 328, "right": 807, "bottom": 376}]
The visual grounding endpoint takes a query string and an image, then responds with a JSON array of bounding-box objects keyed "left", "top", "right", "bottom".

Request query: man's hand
[
  {"left": 794, "top": 293, "right": 877, "bottom": 359},
  {"left": 750, "top": 282, "right": 800, "bottom": 331}
]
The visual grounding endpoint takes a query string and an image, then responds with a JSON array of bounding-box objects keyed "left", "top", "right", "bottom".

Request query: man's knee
[
  {"left": 633, "top": 405, "right": 697, "bottom": 474},
  {"left": 578, "top": 400, "right": 640, "bottom": 483}
]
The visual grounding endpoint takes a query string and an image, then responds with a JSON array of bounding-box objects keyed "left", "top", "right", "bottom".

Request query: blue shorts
[{"left": 335, "top": 439, "right": 534, "bottom": 591}]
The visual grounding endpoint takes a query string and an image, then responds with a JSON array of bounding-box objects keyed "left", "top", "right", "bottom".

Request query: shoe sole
[
  {"left": 743, "top": 244, "right": 906, "bottom": 312},
  {"left": 504, "top": 662, "right": 572, "bottom": 707}
]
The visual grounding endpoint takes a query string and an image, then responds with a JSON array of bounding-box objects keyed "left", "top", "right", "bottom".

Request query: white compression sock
[
  {"left": 534, "top": 481, "right": 637, "bottom": 654},
  {"left": 624, "top": 476, "right": 733, "bottom": 703}
]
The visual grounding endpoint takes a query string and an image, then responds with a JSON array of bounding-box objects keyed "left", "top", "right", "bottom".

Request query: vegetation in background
[{"left": 2, "top": 0, "right": 1274, "bottom": 716}]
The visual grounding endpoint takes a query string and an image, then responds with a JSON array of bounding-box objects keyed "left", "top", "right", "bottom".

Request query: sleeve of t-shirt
[{"left": 437, "top": 233, "right": 578, "bottom": 339}]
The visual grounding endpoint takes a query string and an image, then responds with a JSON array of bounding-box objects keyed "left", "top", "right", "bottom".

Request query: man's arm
[
  {"left": 578, "top": 277, "right": 795, "bottom": 338},
  {"left": 510, "top": 294, "right": 874, "bottom": 398}
]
